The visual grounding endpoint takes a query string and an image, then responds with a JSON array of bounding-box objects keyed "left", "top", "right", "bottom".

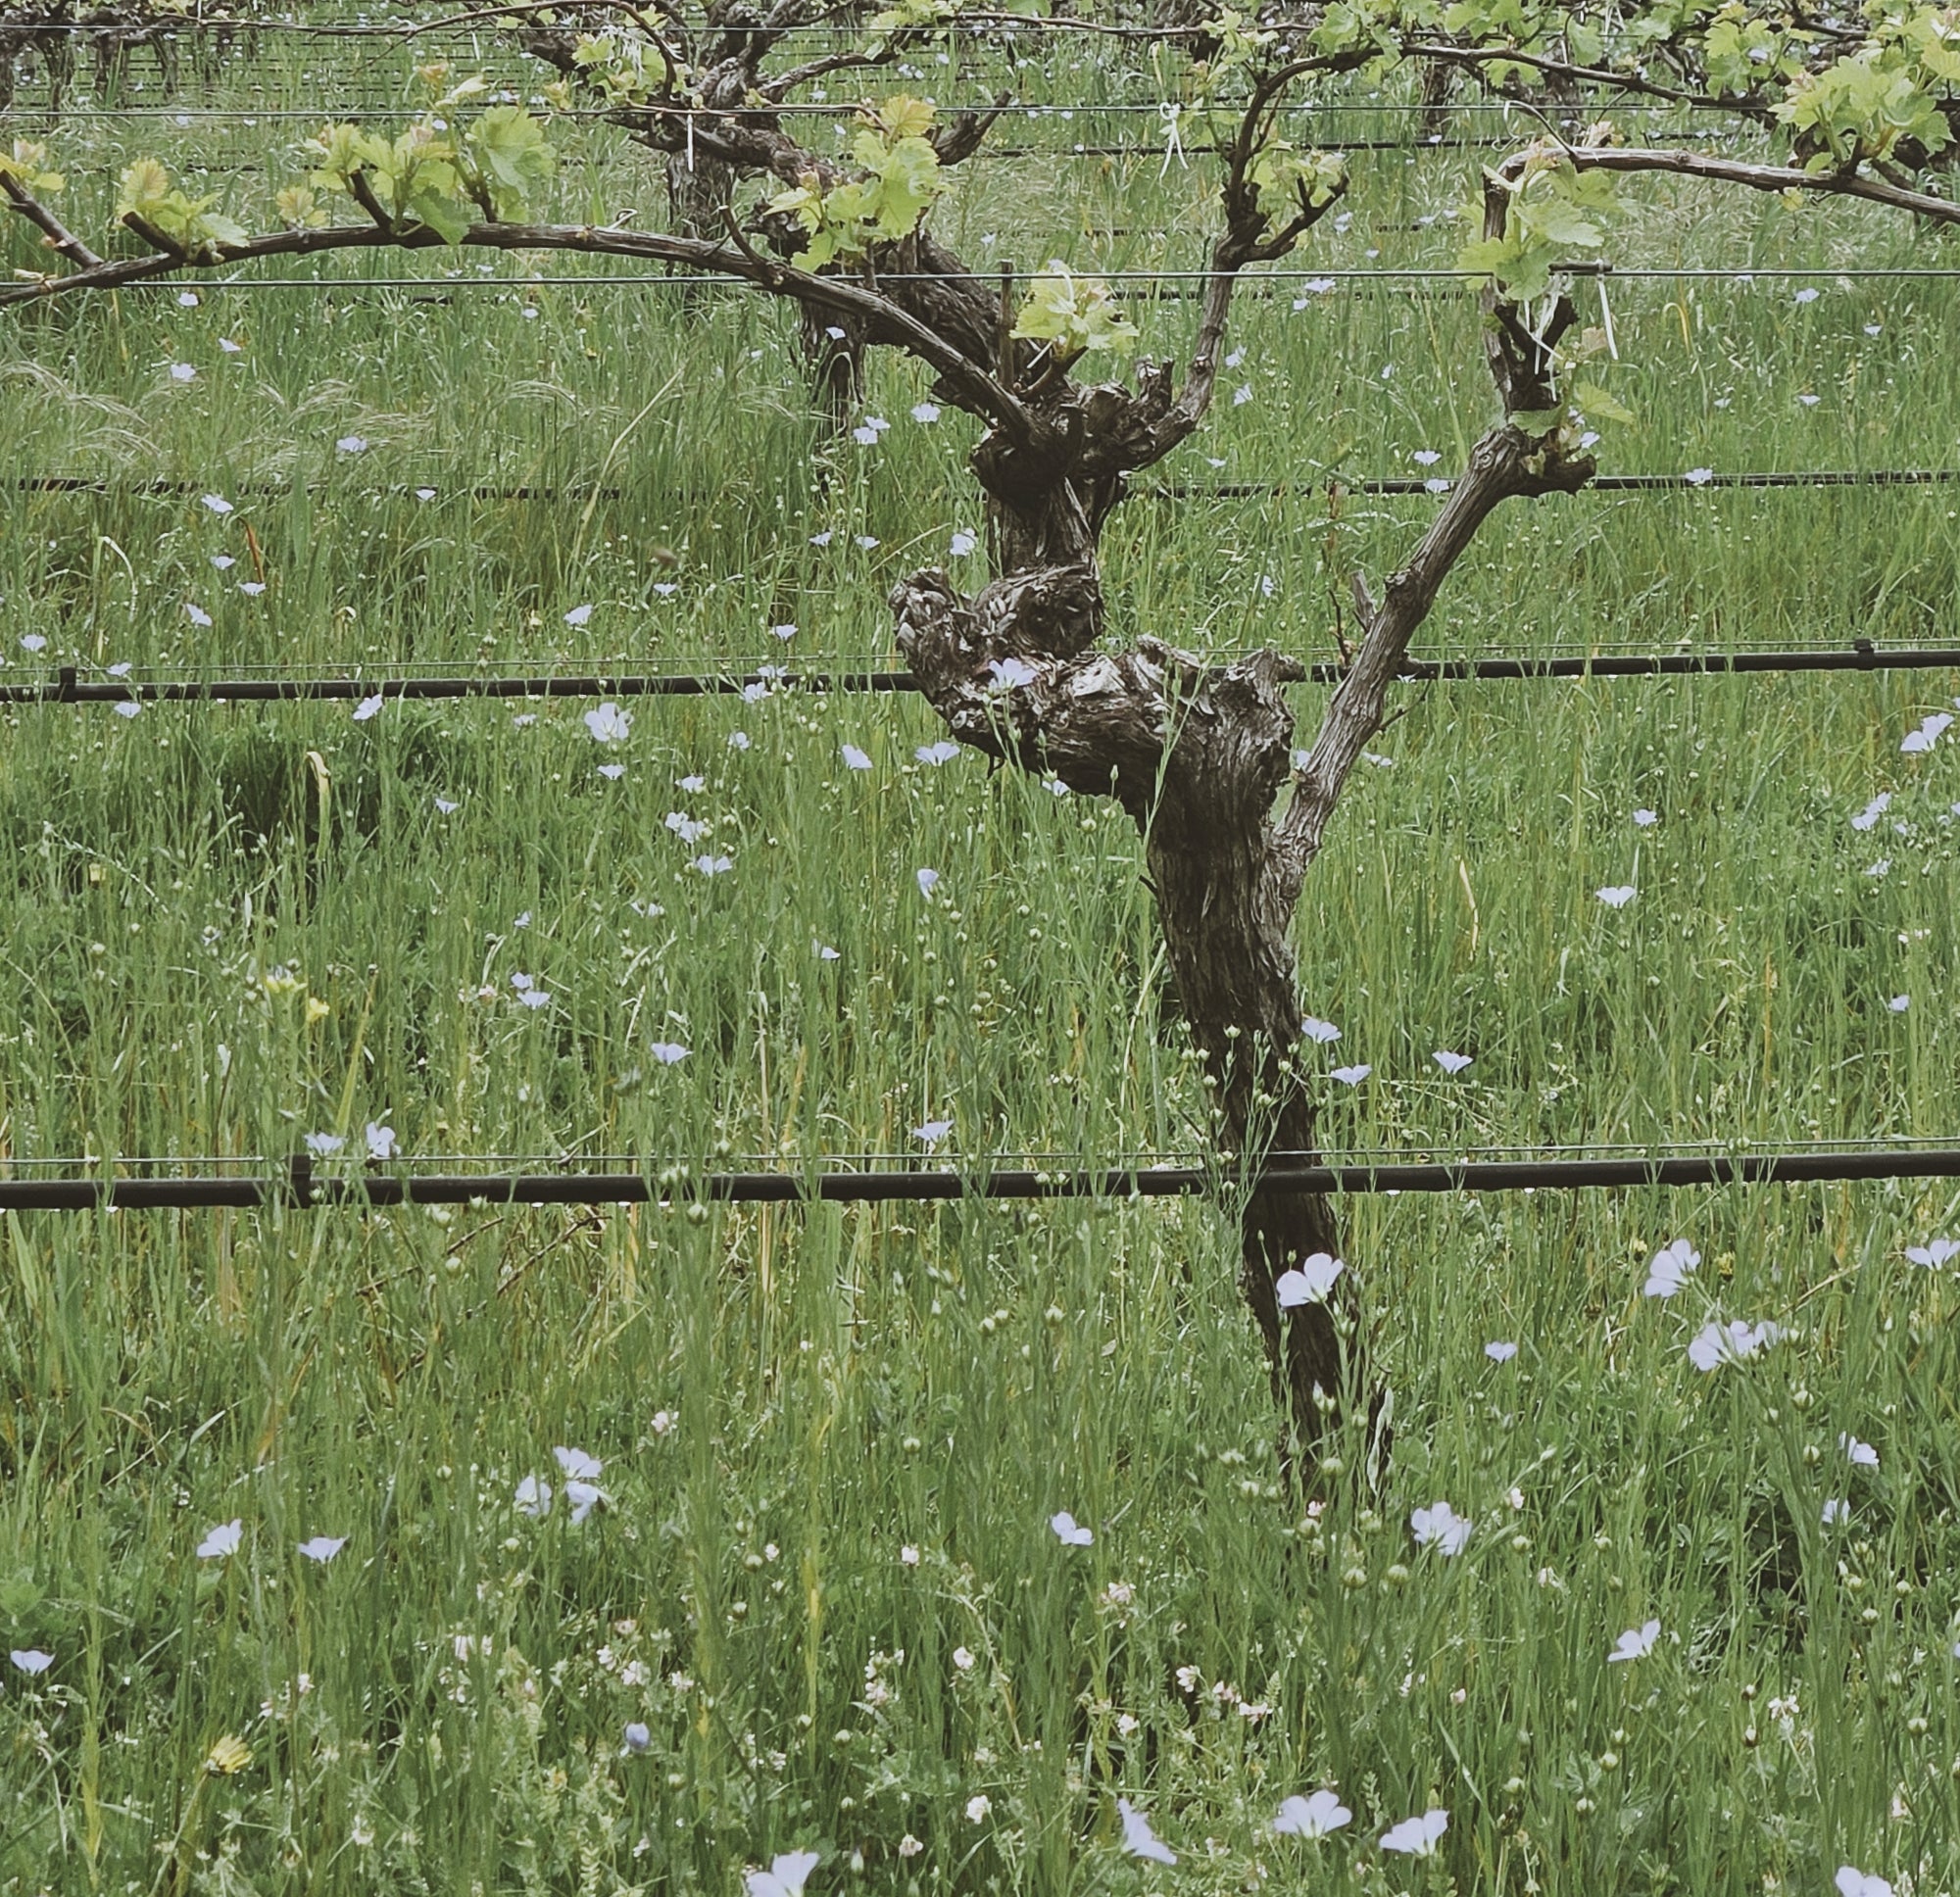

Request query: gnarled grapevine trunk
[{"left": 890, "top": 552, "right": 1361, "bottom": 1471}]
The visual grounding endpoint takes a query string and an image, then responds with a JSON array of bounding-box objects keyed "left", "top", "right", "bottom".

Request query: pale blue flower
[
  {"left": 745, "top": 1851, "right": 819, "bottom": 1897},
  {"left": 1411, "top": 1502, "right": 1470, "bottom": 1555},
  {"left": 584, "top": 703, "right": 632, "bottom": 744},
  {"left": 1380, "top": 1810, "right": 1448, "bottom": 1856},
  {"left": 1276, "top": 1252, "right": 1342, "bottom": 1306},
  {"left": 1273, "top": 1789, "right": 1350, "bottom": 1837},
  {"left": 198, "top": 1519, "right": 243, "bottom": 1560},
  {"left": 1118, "top": 1799, "right": 1176, "bottom": 1864},
  {"left": 1607, "top": 1619, "right": 1659, "bottom": 1662}
]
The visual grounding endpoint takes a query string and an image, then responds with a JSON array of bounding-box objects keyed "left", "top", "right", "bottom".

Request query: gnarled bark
[{"left": 891, "top": 569, "right": 1358, "bottom": 1464}]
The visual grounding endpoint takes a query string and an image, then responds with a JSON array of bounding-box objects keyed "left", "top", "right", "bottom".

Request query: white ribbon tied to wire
[{"left": 1159, "top": 101, "right": 1187, "bottom": 176}]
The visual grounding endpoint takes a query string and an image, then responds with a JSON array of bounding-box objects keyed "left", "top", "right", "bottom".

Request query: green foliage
[
  {"left": 0, "top": 139, "right": 64, "bottom": 195},
  {"left": 1701, "top": 2, "right": 1808, "bottom": 94},
  {"left": 1310, "top": 0, "right": 1433, "bottom": 61},
  {"left": 468, "top": 107, "right": 556, "bottom": 220},
  {"left": 1776, "top": 51, "right": 1951, "bottom": 171},
  {"left": 1458, "top": 149, "right": 1618, "bottom": 301},
  {"left": 1010, "top": 266, "right": 1139, "bottom": 360},
  {"left": 765, "top": 97, "right": 946, "bottom": 271},
  {"left": 115, "top": 156, "right": 249, "bottom": 253},
  {"left": 1247, "top": 141, "right": 1348, "bottom": 240},
  {"left": 868, "top": 0, "right": 962, "bottom": 32},
  {"left": 568, "top": 29, "right": 671, "bottom": 108},
  {"left": 305, "top": 122, "right": 471, "bottom": 243},
  {"left": 302, "top": 82, "right": 554, "bottom": 245}
]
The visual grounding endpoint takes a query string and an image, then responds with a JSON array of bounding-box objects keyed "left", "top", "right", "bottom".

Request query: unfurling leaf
[
  {"left": 0, "top": 139, "right": 65, "bottom": 194},
  {"left": 115, "top": 156, "right": 172, "bottom": 219},
  {"left": 275, "top": 183, "right": 328, "bottom": 228},
  {"left": 764, "top": 100, "right": 946, "bottom": 269},
  {"left": 466, "top": 106, "right": 555, "bottom": 218},
  {"left": 873, "top": 94, "right": 936, "bottom": 143},
  {"left": 115, "top": 156, "right": 247, "bottom": 253},
  {"left": 1011, "top": 267, "right": 1139, "bottom": 361},
  {"left": 1458, "top": 150, "right": 1619, "bottom": 301},
  {"left": 1776, "top": 54, "right": 1949, "bottom": 171},
  {"left": 1572, "top": 380, "right": 1637, "bottom": 426},
  {"left": 1247, "top": 142, "right": 1347, "bottom": 241}
]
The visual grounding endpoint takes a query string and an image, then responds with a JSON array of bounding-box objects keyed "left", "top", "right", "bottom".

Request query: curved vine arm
[
  {"left": 1565, "top": 142, "right": 1960, "bottom": 225},
  {"left": 0, "top": 169, "right": 101, "bottom": 268},
  {"left": 1273, "top": 129, "right": 1960, "bottom": 884},
  {"left": 1402, "top": 40, "right": 1742, "bottom": 111},
  {"left": 0, "top": 205, "right": 1048, "bottom": 448}
]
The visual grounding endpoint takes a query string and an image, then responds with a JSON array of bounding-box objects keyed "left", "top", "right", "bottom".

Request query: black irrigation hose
[
  {"left": 6, "top": 640, "right": 1958, "bottom": 706},
  {"left": 8, "top": 1143, "right": 1960, "bottom": 1211},
  {"left": 1193, "top": 469, "right": 1960, "bottom": 497}
]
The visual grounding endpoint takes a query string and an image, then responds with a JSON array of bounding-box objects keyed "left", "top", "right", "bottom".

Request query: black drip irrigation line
[
  {"left": 1186, "top": 468, "right": 1960, "bottom": 498},
  {"left": 8, "top": 1143, "right": 1960, "bottom": 1211},
  {"left": 7, "top": 640, "right": 1959, "bottom": 706}
]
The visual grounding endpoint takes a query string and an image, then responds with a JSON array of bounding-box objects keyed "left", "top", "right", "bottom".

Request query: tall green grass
[{"left": 1, "top": 34, "right": 1958, "bottom": 1897}]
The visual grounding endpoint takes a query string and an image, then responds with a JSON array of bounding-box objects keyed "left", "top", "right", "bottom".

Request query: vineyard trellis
[
  {"left": 6, "top": 1140, "right": 1960, "bottom": 1212},
  {"left": 8, "top": 0, "right": 1960, "bottom": 1474},
  {"left": 6, "top": 640, "right": 1960, "bottom": 705}
]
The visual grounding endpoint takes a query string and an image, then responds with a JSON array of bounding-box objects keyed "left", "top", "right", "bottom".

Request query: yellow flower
[
  {"left": 305, "top": 996, "right": 331, "bottom": 1026},
  {"left": 204, "top": 1734, "right": 252, "bottom": 1776}
]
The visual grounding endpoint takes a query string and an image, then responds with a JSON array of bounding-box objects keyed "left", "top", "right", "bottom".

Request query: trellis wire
[
  {"left": 12, "top": 468, "right": 1960, "bottom": 507},
  {"left": 5, "top": 639, "right": 1956, "bottom": 707},
  {"left": 72, "top": 264, "right": 1960, "bottom": 290},
  {"left": 6, "top": 1140, "right": 1960, "bottom": 1211},
  {"left": 0, "top": 8, "right": 1788, "bottom": 48},
  {"left": 0, "top": 96, "right": 1740, "bottom": 119}
]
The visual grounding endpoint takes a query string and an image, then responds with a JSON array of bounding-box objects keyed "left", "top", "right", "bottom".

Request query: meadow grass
[{"left": 1, "top": 31, "right": 1959, "bottom": 1897}]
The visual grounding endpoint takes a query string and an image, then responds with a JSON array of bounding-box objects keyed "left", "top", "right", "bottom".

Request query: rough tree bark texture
[
  {"left": 892, "top": 380, "right": 1592, "bottom": 1465},
  {"left": 889, "top": 565, "right": 1356, "bottom": 1455}
]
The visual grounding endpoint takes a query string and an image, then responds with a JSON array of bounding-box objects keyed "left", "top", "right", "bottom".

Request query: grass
[{"left": 2, "top": 27, "right": 1960, "bottom": 1897}]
